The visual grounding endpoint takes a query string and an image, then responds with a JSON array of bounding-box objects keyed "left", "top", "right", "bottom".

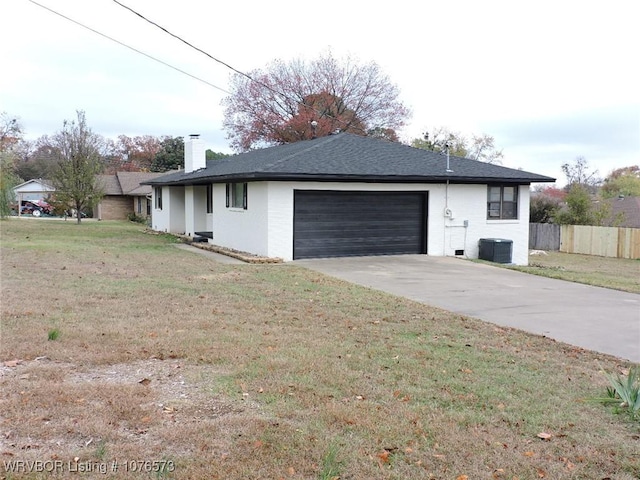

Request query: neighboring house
[
  {"left": 600, "top": 196, "right": 640, "bottom": 228},
  {"left": 146, "top": 134, "right": 555, "bottom": 265},
  {"left": 95, "top": 172, "right": 167, "bottom": 220},
  {"left": 13, "top": 178, "right": 55, "bottom": 203}
]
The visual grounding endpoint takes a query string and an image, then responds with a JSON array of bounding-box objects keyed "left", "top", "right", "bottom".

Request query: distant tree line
[
  {"left": 7, "top": 129, "right": 231, "bottom": 182},
  {"left": 0, "top": 110, "right": 230, "bottom": 220}
]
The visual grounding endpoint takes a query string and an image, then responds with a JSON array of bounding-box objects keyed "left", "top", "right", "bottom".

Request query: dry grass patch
[
  {"left": 1, "top": 219, "right": 639, "bottom": 479},
  {"left": 507, "top": 251, "right": 640, "bottom": 293}
]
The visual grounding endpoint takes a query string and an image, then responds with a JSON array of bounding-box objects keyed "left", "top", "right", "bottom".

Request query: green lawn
[{"left": 1, "top": 218, "right": 638, "bottom": 479}]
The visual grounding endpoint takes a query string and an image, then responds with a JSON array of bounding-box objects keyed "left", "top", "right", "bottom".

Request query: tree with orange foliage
[
  {"left": 222, "top": 51, "right": 410, "bottom": 152},
  {"left": 115, "top": 135, "right": 162, "bottom": 171}
]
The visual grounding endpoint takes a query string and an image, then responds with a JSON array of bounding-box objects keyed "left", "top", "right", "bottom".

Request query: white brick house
[{"left": 146, "top": 134, "right": 554, "bottom": 265}]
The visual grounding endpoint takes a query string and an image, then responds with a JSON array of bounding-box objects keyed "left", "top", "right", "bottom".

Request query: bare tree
[
  {"left": 468, "top": 134, "right": 504, "bottom": 164},
  {"left": 12, "top": 136, "right": 63, "bottom": 181},
  {"left": 50, "top": 111, "right": 105, "bottom": 223},
  {"left": 410, "top": 127, "right": 469, "bottom": 156},
  {"left": 0, "top": 112, "right": 22, "bottom": 153},
  {"left": 411, "top": 128, "right": 505, "bottom": 165},
  {"left": 561, "top": 156, "right": 601, "bottom": 192}
]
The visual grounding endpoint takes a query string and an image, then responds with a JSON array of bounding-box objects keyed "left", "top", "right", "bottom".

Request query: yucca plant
[{"left": 600, "top": 366, "right": 640, "bottom": 420}]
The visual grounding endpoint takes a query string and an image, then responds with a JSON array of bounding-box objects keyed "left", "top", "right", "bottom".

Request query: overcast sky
[{"left": 3, "top": 0, "right": 638, "bottom": 185}]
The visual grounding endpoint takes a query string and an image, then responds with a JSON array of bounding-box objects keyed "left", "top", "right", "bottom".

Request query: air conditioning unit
[{"left": 478, "top": 238, "right": 512, "bottom": 263}]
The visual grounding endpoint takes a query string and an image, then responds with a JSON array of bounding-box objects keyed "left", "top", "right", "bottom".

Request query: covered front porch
[{"left": 152, "top": 184, "right": 212, "bottom": 237}]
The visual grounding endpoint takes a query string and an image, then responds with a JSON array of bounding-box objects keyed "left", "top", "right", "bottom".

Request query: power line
[
  {"left": 26, "top": 0, "right": 231, "bottom": 94},
  {"left": 110, "top": 0, "right": 367, "bottom": 135},
  {"left": 112, "top": 0, "right": 253, "bottom": 85},
  {"left": 27, "top": 0, "right": 368, "bottom": 139}
]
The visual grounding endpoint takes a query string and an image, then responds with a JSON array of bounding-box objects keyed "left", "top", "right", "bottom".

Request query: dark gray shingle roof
[
  {"left": 97, "top": 175, "right": 123, "bottom": 195},
  {"left": 99, "top": 172, "right": 170, "bottom": 196},
  {"left": 602, "top": 196, "right": 640, "bottom": 228},
  {"left": 146, "top": 133, "right": 555, "bottom": 186}
]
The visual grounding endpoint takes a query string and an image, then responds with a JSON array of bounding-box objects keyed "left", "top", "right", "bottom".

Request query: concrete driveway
[{"left": 295, "top": 255, "right": 640, "bottom": 363}]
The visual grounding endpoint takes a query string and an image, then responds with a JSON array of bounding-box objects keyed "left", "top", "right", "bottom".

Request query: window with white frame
[{"left": 487, "top": 185, "right": 518, "bottom": 219}]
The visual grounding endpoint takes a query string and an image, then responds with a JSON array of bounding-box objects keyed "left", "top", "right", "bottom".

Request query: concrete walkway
[
  {"left": 173, "top": 244, "right": 246, "bottom": 265},
  {"left": 295, "top": 255, "right": 640, "bottom": 363}
]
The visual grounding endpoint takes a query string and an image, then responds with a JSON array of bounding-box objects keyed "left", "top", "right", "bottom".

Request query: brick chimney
[{"left": 184, "top": 134, "right": 205, "bottom": 173}]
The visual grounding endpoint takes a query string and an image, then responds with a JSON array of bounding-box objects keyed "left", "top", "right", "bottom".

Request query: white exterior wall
[
  {"left": 152, "top": 186, "right": 186, "bottom": 234},
  {"left": 151, "top": 186, "right": 170, "bottom": 232},
  {"left": 168, "top": 186, "right": 185, "bottom": 234},
  {"left": 193, "top": 186, "right": 208, "bottom": 233},
  {"left": 190, "top": 181, "right": 531, "bottom": 265},
  {"left": 267, "top": 182, "right": 296, "bottom": 259},
  {"left": 184, "top": 186, "right": 207, "bottom": 237},
  {"left": 244, "top": 182, "right": 529, "bottom": 264},
  {"left": 437, "top": 184, "right": 531, "bottom": 265},
  {"left": 185, "top": 186, "right": 195, "bottom": 236},
  {"left": 211, "top": 182, "right": 269, "bottom": 256}
]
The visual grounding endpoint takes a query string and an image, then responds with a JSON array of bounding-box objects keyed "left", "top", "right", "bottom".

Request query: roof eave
[{"left": 145, "top": 172, "right": 556, "bottom": 186}]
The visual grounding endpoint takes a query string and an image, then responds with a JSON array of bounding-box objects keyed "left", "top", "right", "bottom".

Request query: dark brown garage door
[{"left": 293, "top": 190, "right": 428, "bottom": 259}]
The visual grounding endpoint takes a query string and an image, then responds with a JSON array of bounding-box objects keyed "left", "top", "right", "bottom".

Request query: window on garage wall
[{"left": 487, "top": 185, "right": 518, "bottom": 219}]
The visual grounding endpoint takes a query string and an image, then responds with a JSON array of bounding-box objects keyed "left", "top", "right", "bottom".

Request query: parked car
[{"left": 19, "top": 200, "right": 54, "bottom": 217}]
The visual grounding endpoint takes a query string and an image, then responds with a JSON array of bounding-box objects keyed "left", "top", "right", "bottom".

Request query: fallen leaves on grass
[
  {"left": 392, "top": 390, "right": 410, "bottom": 402},
  {"left": 377, "top": 450, "right": 390, "bottom": 464}
]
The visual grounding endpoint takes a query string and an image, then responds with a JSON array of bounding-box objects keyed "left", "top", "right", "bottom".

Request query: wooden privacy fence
[
  {"left": 529, "top": 223, "right": 561, "bottom": 251},
  {"left": 529, "top": 223, "right": 640, "bottom": 259},
  {"left": 560, "top": 225, "right": 640, "bottom": 259}
]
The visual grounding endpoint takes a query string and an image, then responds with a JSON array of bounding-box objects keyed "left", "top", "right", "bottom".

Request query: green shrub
[
  {"left": 48, "top": 328, "right": 60, "bottom": 341},
  {"left": 127, "top": 212, "right": 148, "bottom": 224}
]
